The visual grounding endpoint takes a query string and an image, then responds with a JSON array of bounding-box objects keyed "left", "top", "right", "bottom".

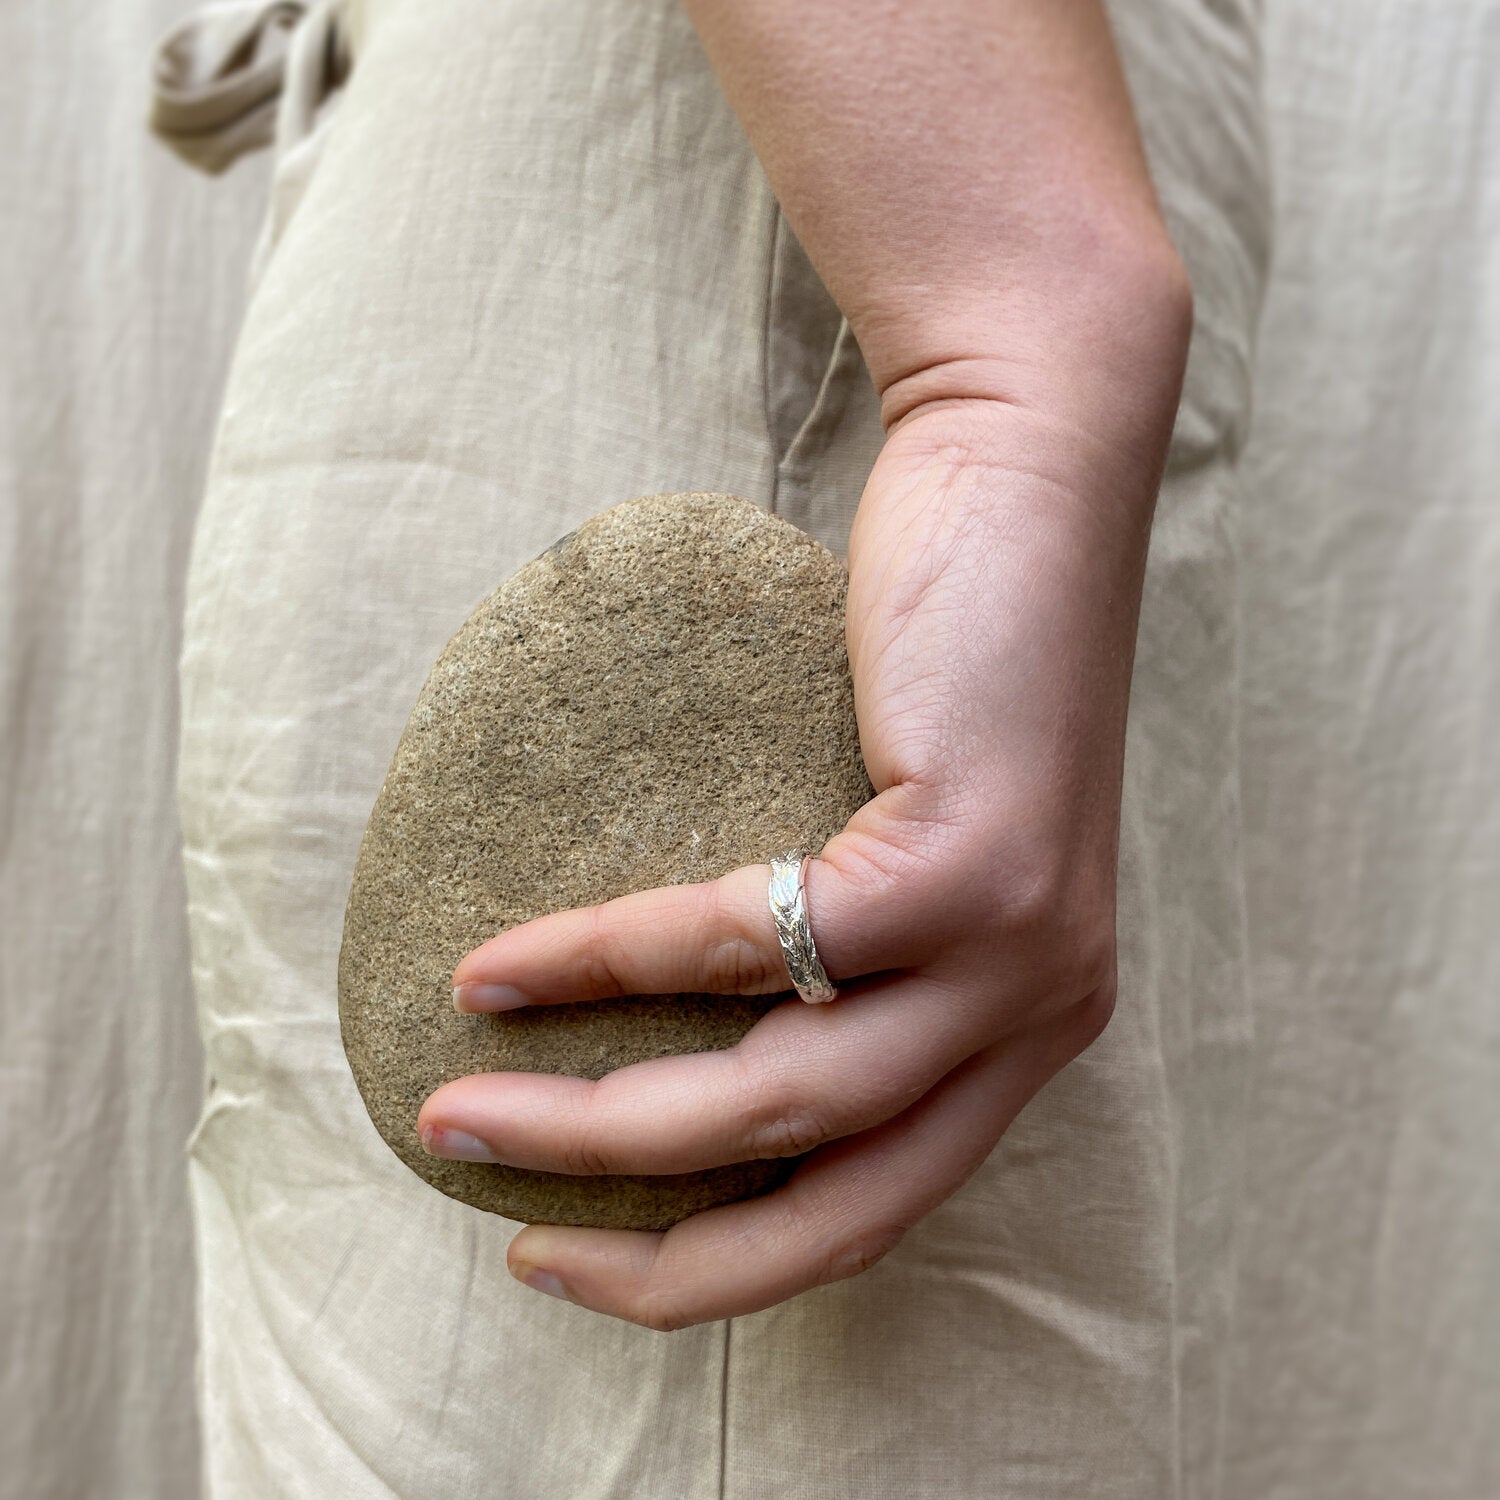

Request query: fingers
[
  {"left": 503, "top": 1009, "right": 1090, "bottom": 1329},
  {"left": 452, "top": 864, "right": 794, "bottom": 1010},
  {"left": 450, "top": 787, "right": 966, "bottom": 1012},
  {"left": 421, "top": 971, "right": 994, "bottom": 1174}
]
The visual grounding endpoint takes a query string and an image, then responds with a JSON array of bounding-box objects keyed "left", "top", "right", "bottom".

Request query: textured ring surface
[{"left": 767, "top": 850, "right": 838, "bottom": 1004}]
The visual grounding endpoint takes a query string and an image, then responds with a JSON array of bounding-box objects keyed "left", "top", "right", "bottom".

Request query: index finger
[{"left": 450, "top": 812, "right": 959, "bottom": 1012}]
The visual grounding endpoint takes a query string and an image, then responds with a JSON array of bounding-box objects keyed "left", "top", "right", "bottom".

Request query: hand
[
  {"left": 420, "top": 0, "right": 1192, "bottom": 1330},
  {"left": 417, "top": 318, "right": 1186, "bottom": 1329}
]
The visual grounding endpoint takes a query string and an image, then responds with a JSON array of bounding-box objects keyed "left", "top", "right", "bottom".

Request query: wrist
[{"left": 869, "top": 220, "right": 1193, "bottom": 443}]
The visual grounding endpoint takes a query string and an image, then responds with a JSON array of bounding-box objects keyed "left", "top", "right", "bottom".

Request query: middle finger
[{"left": 418, "top": 969, "right": 996, "bottom": 1175}]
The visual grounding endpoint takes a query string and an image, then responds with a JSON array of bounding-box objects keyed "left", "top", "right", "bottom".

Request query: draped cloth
[
  {"left": 177, "top": 2, "right": 1262, "bottom": 1492},
  {"left": 1, "top": 0, "right": 1494, "bottom": 1496}
]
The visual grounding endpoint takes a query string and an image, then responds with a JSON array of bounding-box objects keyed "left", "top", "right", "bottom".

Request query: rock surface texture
[{"left": 339, "top": 492, "right": 874, "bottom": 1230}]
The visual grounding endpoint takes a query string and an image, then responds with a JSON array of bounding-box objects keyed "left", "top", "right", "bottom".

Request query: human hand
[
  {"left": 418, "top": 0, "right": 1195, "bottom": 1329},
  {"left": 417, "top": 315, "right": 1187, "bottom": 1328}
]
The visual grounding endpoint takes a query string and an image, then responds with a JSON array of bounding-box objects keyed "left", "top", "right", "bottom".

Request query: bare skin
[{"left": 418, "top": 0, "right": 1192, "bottom": 1330}]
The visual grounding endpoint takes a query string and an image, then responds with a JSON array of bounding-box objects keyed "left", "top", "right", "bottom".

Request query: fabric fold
[{"left": 149, "top": 0, "right": 345, "bottom": 172}]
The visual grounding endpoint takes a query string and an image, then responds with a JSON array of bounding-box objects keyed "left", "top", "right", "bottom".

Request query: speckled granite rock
[{"left": 338, "top": 492, "right": 873, "bottom": 1231}]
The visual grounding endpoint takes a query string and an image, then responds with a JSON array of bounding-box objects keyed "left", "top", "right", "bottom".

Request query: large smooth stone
[{"left": 338, "top": 492, "right": 874, "bottom": 1230}]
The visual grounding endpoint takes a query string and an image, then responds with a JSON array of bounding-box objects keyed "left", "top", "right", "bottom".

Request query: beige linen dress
[{"left": 175, "top": 0, "right": 1270, "bottom": 1493}]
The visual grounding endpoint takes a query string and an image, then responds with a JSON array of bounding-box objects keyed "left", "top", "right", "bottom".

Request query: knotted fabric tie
[{"left": 149, "top": 0, "right": 342, "bottom": 173}]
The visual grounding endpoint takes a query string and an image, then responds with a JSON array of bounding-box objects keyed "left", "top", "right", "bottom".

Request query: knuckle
[
  {"left": 1069, "top": 981, "right": 1118, "bottom": 1050},
  {"left": 1063, "top": 922, "right": 1117, "bottom": 1000},
  {"left": 553, "top": 1089, "right": 618, "bottom": 1176},
  {"left": 992, "top": 858, "right": 1071, "bottom": 940},
  {"left": 630, "top": 1288, "right": 697, "bottom": 1334},
  {"left": 981, "top": 852, "right": 1117, "bottom": 1000},
  {"left": 556, "top": 1134, "right": 615, "bottom": 1176},
  {"left": 820, "top": 1221, "right": 909, "bottom": 1284},
  {"left": 702, "top": 934, "right": 776, "bottom": 995},
  {"left": 748, "top": 1100, "right": 835, "bottom": 1159},
  {"left": 577, "top": 908, "right": 630, "bottom": 998},
  {"left": 1027, "top": 933, "right": 1116, "bottom": 1030},
  {"left": 698, "top": 878, "right": 781, "bottom": 993}
]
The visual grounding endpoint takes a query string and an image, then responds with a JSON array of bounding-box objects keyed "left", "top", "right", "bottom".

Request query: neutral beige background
[
  {"left": 174, "top": 0, "right": 1262, "bottom": 1493},
  {"left": 0, "top": 4, "right": 266, "bottom": 1496},
  {"left": 1230, "top": 3, "right": 1500, "bottom": 1493},
  {"left": 1, "top": 1, "right": 1495, "bottom": 1496}
]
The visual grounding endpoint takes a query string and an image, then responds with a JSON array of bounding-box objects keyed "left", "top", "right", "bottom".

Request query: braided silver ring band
[{"left": 767, "top": 850, "right": 838, "bottom": 1004}]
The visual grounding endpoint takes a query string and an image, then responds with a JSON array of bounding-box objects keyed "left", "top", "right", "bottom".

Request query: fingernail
[
  {"left": 420, "top": 1125, "right": 500, "bottom": 1163},
  {"left": 453, "top": 983, "right": 531, "bottom": 1013},
  {"left": 513, "top": 1263, "right": 570, "bottom": 1303}
]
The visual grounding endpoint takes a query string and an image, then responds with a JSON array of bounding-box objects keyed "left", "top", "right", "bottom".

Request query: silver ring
[{"left": 767, "top": 849, "right": 838, "bottom": 1004}]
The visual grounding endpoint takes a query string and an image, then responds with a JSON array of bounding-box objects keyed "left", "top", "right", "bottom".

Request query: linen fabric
[
  {"left": 11, "top": 1, "right": 1497, "bottom": 1497},
  {"left": 150, "top": 0, "right": 1499, "bottom": 1497},
  {"left": 1225, "top": 3, "right": 1500, "bottom": 1493},
  {"left": 0, "top": 3, "right": 269, "bottom": 1496},
  {"left": 175, "top": 3, "right": 1265, "bottom": 1494}
]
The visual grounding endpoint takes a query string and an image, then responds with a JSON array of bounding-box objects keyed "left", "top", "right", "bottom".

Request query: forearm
[
  {"left": 685, "top": 0, "right": 1189, "bottom": 889},
  {"left": 680, "top": 0, "right": 1191, "bottom": 440}
]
